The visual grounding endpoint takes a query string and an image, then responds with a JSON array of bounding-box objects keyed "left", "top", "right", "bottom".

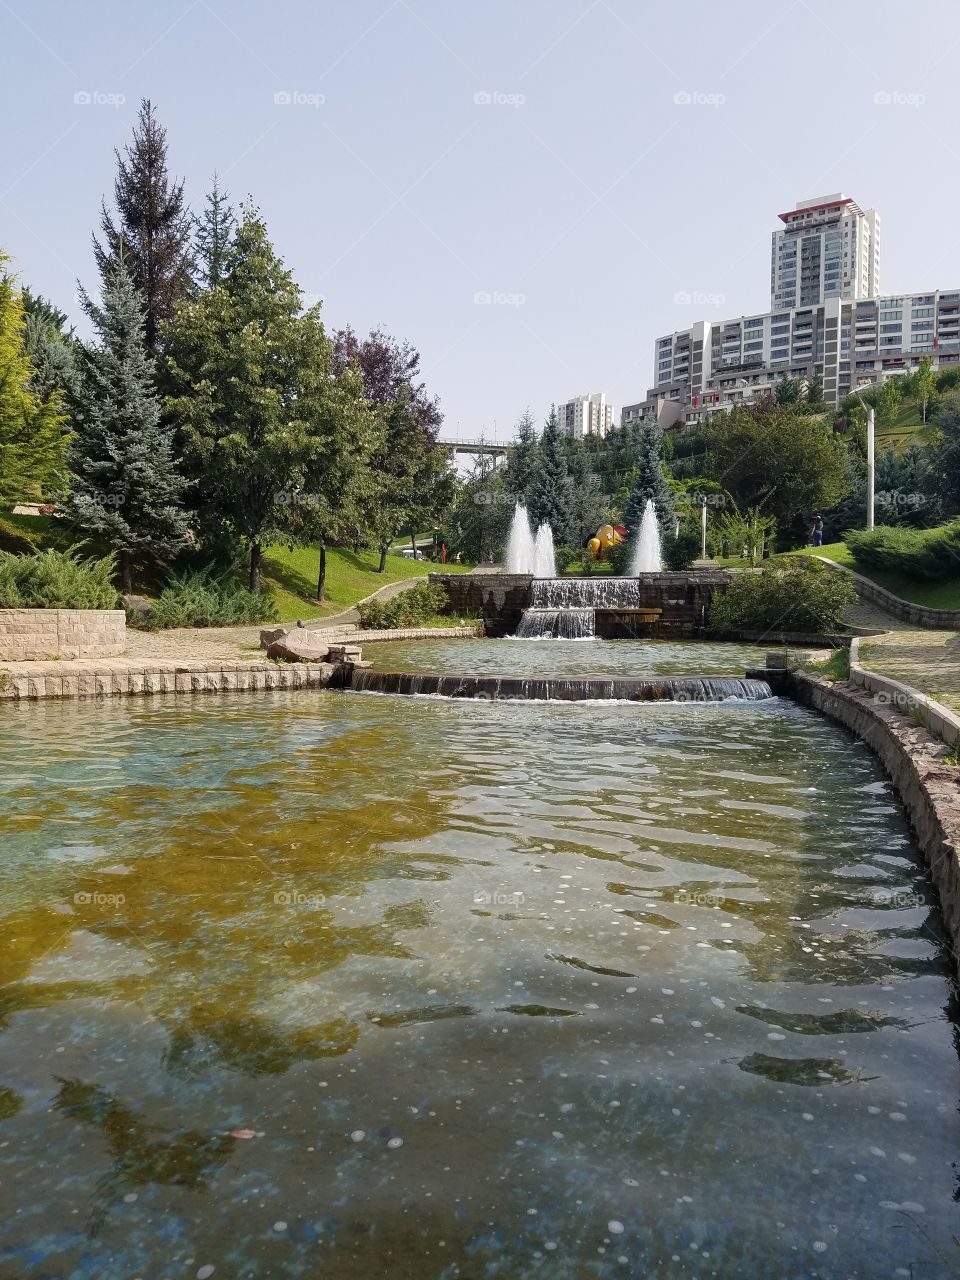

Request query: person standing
[{"left": 810, "top": 515, "right": 824, "bottom": 548}]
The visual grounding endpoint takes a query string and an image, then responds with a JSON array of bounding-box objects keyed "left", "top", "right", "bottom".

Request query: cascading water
[
  {"left": 349, "top": 669, "right": 773, "bottom": 702},
  {"left": 504, "top": 503, "right": 536, "bottom": 574},
  {"left": 515, "top": 608, "right": 594, "bottom": 639},
  {"left": 531, "top": 579, "right": 641, "bottom": 609},
  {"left": 533, "top": 522, "right": 556, "bottom": 578},
  {"left": 629, "top": 499, "right": 663, "bottom": 575}
]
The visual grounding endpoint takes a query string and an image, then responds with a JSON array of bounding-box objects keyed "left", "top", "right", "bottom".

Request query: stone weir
[
  {"left": 348, "top": 670, "right": 772, "bottom": 702},
  {"left": 431, "top": 571, "right": 733, "bottom": 638}
]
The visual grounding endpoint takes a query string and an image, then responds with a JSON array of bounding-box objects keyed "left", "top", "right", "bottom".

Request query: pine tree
[
  {"left": 623, "top": 418, "right": 674, "bottom": 536},
  {"left": 502, "top": 407, "right": 539, "bottom": 503},
  {"left": 94, "top": 99, "right": 193, "bottom": 352},
  {"left": 194, "top": 175, "right": 236, "bottom": 289},
  {"left": 21, "top": 287, "right": 78, "bottom": 403},
  {"left": 67, "top": 261, "right": 191, "bottom": 593},
  {"left": 0, "top": 254, "right": 67, "bottom": 504},
  {"left": 526, "top": 406, "right": 576, "bottom": 545},
  {"left": 166, "top": 206, "right": 376, "bottom": 592}
]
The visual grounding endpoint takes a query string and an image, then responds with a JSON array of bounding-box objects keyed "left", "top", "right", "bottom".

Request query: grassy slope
[
  {"left": 790, "top": 541, "right": 960, "bottom": 610},
  {"left": 260, "top": 544, "right": 471, "bottom": 622}
]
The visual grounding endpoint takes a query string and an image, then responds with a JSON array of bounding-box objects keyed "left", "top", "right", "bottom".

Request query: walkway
[{"left": 860, "top": 629, "right": 960, "bottom": 714}]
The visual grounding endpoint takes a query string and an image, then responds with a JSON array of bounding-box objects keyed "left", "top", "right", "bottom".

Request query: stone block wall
[
  {"left": 430, "top": 573, "right": 533, "bottom": 636},
  {"left": 0, "top": 609, "right": 126, "bottom": 661}
]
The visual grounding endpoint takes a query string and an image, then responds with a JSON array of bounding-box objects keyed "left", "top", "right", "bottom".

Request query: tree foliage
[{"left": 526, "top": 406, "right": 576, "bottom": 545}]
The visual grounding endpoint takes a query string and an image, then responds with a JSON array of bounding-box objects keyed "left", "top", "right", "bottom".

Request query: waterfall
[
  {"left": 504, "top": 503, "right": 536, "bottom": 574},
  {"left": 349, "top": 669, "right": 774, "bottom": 702},
  {"left": 533, "top": 522, "right": 556, "bottom": 578},
  {"left": 531, "top": 579, "right": 641, "bottom": 609},
  {"left": 515, "top": 609, "right": 595, "bottom": 639},
  {"left": 629, "top": 499, "right": 664, "bottom": 575}
]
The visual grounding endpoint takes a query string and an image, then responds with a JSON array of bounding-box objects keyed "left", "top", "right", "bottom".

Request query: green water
[
  {"left": 0, "top": 687, "right": 957, "bottom": 1279},
  {"left": 366, "top": 636, "right": 771, "bottom": 677}
]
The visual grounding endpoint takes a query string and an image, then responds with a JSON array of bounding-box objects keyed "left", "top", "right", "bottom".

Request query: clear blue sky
[{"left": 2, "top": 0, "right": 959, "bottom": 439}]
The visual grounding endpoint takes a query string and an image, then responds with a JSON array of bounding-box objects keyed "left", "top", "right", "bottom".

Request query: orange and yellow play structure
[{"left": 586, "top": 523, "right": 627, "bottom": 558}]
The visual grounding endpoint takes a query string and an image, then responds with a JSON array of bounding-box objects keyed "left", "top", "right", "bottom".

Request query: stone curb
[
  {"left": 0, "top": 661, "right": 339, "bottom": 701},
  {"left": 812, "top": 555, "right": 960, "bottom": 630},
  {"left": 848, "top": 635, "right": 960, "bottom": 748}
]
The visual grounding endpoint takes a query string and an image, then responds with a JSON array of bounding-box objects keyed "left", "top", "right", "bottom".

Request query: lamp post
[
  {"left": 853, "top": 383, "right": 875, "bottom": 530},
  {"left": 700, "top": 496, "right": 708, "bottom": 560}
]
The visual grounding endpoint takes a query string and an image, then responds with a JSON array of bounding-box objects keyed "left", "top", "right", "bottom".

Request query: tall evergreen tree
[
  {"left": 21, "top": 287, "right": 78, "bottom": 404},
  {"left": 623, "top": 418, "right": 674, "bottom": 536},
  {"left": 526, "top": 406, "right": 576, "bottom": 545},
  {"left": 0, "top": 254, "right": 67, "bottom": 504},
  {"left": 194, "top": 174, "right": 236, "bottom": 290},
  {"left": 66, "top": 261, "right": 191, "bottom": 593},
  {"left": 502, "top": 407, "right": 540, "bottom": 503},
  {"left": 166, "top": 206, "right": 375, "bottom": 592},
  {"left": 94, "top": 99, "right": 193, "bottom": 353}
]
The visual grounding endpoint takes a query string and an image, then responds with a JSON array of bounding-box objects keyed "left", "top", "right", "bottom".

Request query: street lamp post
[{"left": 854, "top": 384, "right": 876, "bottom": 530}]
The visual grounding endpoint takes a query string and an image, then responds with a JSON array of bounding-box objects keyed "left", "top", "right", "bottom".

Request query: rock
[
  {"left": 260, "top": 627, "right": 289, "bottom": 650},
  {"left": 266, "top": 631, "right": 330, "bottom": 663},
  {"left": 327, "top": 644, "right": 363, "bottom": 663},
  {"left": 123, "top": 594, "right": 153, "bottom": 625}
]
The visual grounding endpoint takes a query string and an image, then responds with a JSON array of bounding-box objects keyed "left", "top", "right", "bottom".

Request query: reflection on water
[
  {"left": 367, "top": 635, "right": 771, "bottom": 677},
  {"left": 0, "top": 691, "right": 957, "bottom": 1279}
]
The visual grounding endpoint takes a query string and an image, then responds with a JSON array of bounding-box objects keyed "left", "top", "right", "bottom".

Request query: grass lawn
[
  {"left": 790, "top": 541, "right": 960, "bottom": 611},
  {"left": 260, "top": 544, "right": 472, "bottom": 622}
]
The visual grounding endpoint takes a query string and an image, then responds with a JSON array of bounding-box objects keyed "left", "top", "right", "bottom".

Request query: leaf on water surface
[
  {"left": 367, "top": 1004, "right": 476, "bottom": 1028},
  {"left": 497, "top": 1004, "right": 579, "bottom": 1018},
  {"left": 737, "top": 1053, "right": 876, "bottom": 1086},
  {"left": 548, "top": 954, "right": 636, "bottom": 978}
]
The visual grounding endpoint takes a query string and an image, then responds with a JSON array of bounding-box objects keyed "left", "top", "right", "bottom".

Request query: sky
[{"left": 2, "top": 0, "right": 960, "bottom": 442}]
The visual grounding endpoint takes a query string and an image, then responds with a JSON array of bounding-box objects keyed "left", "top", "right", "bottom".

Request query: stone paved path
[{"left": 861, "top": 628, "right": 960, "bottom": 714}]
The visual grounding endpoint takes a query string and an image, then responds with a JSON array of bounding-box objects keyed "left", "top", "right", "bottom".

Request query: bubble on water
[
  {"left": 768, "top": 1032, "right": 786, "bottom": 1041},
  {"left": 387, "top": 1137, "right": 403, "bottom": 1149},
  {"left": 197, "top": 1268, "right": 215, "bottom": 1280},
  {"left": 350, "top": 1130, "right": 366, "bottom": 1142},
  {"left": 608, "top": 1220, "right": 625, "bottom": 1234},
  {"left": 813, "top": 1241, "right": 828, "bottom": 1253},
  {"left": 802, "top": 1113, "right": 814, "bottom": 1122},
  {"left": 273, "top": 1221, "right": 287, "bottom": 1232},
  {"left": 870, "top": 1147, "right": 886, "bottom": 1157},
  {"left": 889, "top": 1112, "right": 907, "bottom": 1121}
]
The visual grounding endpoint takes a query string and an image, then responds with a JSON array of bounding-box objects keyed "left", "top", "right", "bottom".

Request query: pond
[
  {"left": 0, "top": 689, "right": 957, "bottom": 1278},
  {"left": 366, "top": 636, "right": 772, "bottom": 678}
]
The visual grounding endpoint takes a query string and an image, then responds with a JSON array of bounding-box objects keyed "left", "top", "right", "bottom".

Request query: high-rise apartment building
[
  {"left": 556, "top": 392, "right": 614, "bottom": 439},
  {"left": 770, "top": 194, "right": 880, "bottom": 310}
]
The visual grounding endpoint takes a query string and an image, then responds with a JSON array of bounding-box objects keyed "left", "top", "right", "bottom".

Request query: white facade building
[
  {"left": 627, "top": 194, "right": 958, "bottom": 430},
  {"left": 556, "top": 392, "right": 614, "bottom": 439},
  {"left": 771, "top": 194, "right": 880, "bottom": 310}
]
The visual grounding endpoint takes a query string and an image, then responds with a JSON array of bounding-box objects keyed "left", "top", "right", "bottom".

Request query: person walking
[{"left": 810, "top": 515, "right": 824, "bottom": 548}]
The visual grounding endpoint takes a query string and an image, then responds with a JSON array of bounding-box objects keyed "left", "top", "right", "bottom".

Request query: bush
[
  {"left": 663, "top": 527, "right": 700, "bottom": 571},
  {"left": 554, "top": 546, "right": 577, "bottom": 573},
  {"left": 0, "top": 548, "right": 118, "bottom": 609},
  {"left": 709, "top": 562, "right": 857, "bottom": 634},
  {"left": 141, "top": 569, "right": 280, "bottom": 630},
  {"left": 846, "top": 522, "right": 960, "bottom": 581},
  {"left": 606, "top": 540, "right": 632, "bottom": 575},
  {"left": 0, "top": 517, "right": 39, "bottom": 555},
  {"left": 357, "top": 581, "right": 448, "bottom": 630}
]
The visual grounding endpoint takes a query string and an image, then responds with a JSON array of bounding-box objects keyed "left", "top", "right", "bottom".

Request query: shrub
[
  {"left": 0, "top": 517, "right": 38, "bottom": 555},
  {"left": 0, "top": 548, "right": 118, "bottom": 609},
  {"left": 709, "top": 562, "right": 856, "bottom": 634},
  {"left": 606, "top": 540, "right": 632, "bottom": 575},
  {"left": 554, "top": 546, "right": 577, "bottom": 574},
  {"left": 663, "top": 527, "right": 700, "bottom": 571},
  {"left": 357, "top": 581, "right": 448, "bottom": 630},
  {"left": 846, "top": 522, "right": 960, "bottom": 581},
  {"left": 142, "top": 569, "right": 280, "bottom": 630}
]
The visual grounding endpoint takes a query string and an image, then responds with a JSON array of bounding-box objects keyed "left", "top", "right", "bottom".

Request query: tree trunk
[
  {"left": 378, "top": 545, "right": 388, "bottom": 572},
  {"left": 316, "top": 544, "right": 327, "bottom": 602},
  {"left": 410, "top": 529, "right": 417, "bottom": 557},
  {"left": 120, "top": 550, "right": 132, "bottom": 596},
  {"left": 249, "top": 541, "right": 261, "bottom": 593}
]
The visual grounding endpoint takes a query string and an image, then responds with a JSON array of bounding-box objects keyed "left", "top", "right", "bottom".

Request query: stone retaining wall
[
  {"left": 813, "top": 556, "right": 960, "bottom": 629},
  {"left": 0, "top": 661, "right": 341, "bottom": 700},
  {"left": 783, "top": 670, "right": 960, "bottom": 957},
  {"left": 0, "top": 609, "right": 125, "bottom": 661},
  {"left": 848, "top": 636, "right": 960, "bottom": 748}
]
